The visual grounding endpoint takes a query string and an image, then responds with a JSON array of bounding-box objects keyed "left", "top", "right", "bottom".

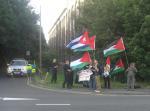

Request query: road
[{"left": 0, "top": 76, "right": 150, "bottom": 111}]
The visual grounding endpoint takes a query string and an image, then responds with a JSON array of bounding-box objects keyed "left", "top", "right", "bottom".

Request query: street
[{"left": 0, "top": 76, "right": 150, "bottom": 111}]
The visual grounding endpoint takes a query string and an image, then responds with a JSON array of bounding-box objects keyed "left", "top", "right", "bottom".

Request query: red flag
[
  {"left": 111, "top": 59, "right": 125, "bottom": 74},
  {"left": 80, "top": 52, "right": 92, "bottom": 63},
  {"left": 80, "top": 31, "right": 90, "bottom": 45},
  {"left": 114, "top": 37, "right": 125, "bottom": 50},
  {"left": 89, "top": 35, "right": 96, "bottom": 50},
  {"left": 116, "top": 59, "right": 124, "bottom": 67}
]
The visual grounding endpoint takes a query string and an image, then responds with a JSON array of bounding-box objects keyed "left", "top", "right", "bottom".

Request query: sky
[{"left": 29, "top": 0, "right": 68, "bottom": 42}]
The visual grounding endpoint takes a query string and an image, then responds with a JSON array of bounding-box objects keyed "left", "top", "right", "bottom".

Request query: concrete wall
[{"left": 48, "top": 0, "right": 84, "bottom": 62}]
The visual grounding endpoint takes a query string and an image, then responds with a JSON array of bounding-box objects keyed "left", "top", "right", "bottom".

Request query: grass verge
[{"left": 30, "top": 71, "right": 150, "bottom": 89}]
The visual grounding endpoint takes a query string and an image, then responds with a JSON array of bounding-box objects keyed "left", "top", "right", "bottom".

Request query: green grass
[
  {"left": 31, "top": 72, "right": 150, "bottom": 89},
  {"left": 31, "top": 71, "right": 84, "bottom": 89},
  {"left": 137, "top": 82, "right": 150, "bottom": 88},
  {"left": 110, "top": 81, "right": 126, "bottom": 89}
]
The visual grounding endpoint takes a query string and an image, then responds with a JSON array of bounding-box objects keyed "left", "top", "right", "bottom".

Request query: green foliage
[
  {"left": 76, "top": 0, "right": 150, "bottom": 81},
  {"left": 0, "top": 0, "right": 47, "bottom": 68},
  {"left": 42, "top": 50, "right": 57, "bottom": 68}
]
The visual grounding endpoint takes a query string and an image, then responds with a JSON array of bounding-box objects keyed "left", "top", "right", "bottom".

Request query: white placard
[{"left": 78, "top": 69, "right": 93, "bottom": 82}]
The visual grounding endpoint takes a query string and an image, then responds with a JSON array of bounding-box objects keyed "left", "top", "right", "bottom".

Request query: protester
[
  {"left": 51, "top": 58, "right": 58, "bottom": 83},
  {"left": 62, "top": 60, "right": 72, "bottom": 89},
  {"left": 91, "top": 60, "right": 101, "bottom": 93},
  {"left": 126, "top": 62, "right": 137, "bottom": 90},
  {"left": 99, "top": 64, "right": 104, "bottom": 77},
  {"left": 70, "top": 68, "right": 74, "bottom": 87},
  {"left": 103, "top": 64, "right": 111, "bottom": 88},
  {"left": 62, "top": 60, "right": 68, "bottom": 88},
  {"left": 74, "top": 69, "right": 79, "bottom": 84},
  {"left": 88, "top": 63, "right": 96, "bottom": 90}
]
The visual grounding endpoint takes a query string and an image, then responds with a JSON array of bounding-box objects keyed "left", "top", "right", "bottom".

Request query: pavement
[
  {"left": 29, "top": 78, "right": 150, "bottom": 96},
  {"left": 0, "top": 76, "right": 150, "bottom": 111}
]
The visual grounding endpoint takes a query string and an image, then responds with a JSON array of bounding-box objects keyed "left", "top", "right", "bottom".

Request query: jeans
[{"left": 89, "top": 77, "right": 96, "bottom": 90}]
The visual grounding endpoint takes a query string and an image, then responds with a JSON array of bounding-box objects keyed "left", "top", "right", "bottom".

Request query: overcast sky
[{"left": 29, "top": 0, "right": 68, "bottom": 41}]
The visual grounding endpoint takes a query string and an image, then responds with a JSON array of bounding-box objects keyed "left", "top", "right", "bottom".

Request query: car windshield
[{"left": 10, "top": 60, "right": 27, "bottom": 66}]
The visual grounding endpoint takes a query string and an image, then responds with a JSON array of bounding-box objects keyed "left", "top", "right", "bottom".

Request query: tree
[
  {"left": 75, "top": 0, "right": 150, "bottom": 81},
  {"left": 0, "top": 0, "right": 47, "bottom": 71}
]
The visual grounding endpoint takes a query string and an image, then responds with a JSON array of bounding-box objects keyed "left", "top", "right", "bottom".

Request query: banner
[{"left": 77, "top": 69, "right": 93, "bottom": 82}]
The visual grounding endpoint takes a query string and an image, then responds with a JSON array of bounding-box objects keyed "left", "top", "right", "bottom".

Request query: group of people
[
  {"left": 50, "top": 58, "right": 138, "bottom": 92},
  {"left": 84, "top": 60, "right": 110, "bottom": 92},
  {"left": 50, "top": 59, "right": 73, "bottom": 89}
]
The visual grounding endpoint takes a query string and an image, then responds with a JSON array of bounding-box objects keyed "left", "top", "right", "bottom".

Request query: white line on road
[
  {"left": 35, "top": 104, "right": 71, "bottom": 106},
  {"left": 2, "top": 97, "right": 39, "bottom": 101},
  {"left": 94, "top": 94, "right": 150, "bottom": 97}
]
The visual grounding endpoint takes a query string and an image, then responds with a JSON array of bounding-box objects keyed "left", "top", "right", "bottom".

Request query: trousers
[
  {"left": 103, "top": 76, "right": 110, "bottom": 88},
  {"left": 95, "top": 75, "right": 101, "bottom": 91},
  {"left": 127, "top": 74, "right": 135, "bottom": 89},
  {"left": 51, "top": 71, "right": 57, "bottom": 83}
]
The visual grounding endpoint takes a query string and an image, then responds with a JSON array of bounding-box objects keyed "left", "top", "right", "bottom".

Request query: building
[{"left": 48, "top": 0, "right": 84, "bottom": 61}]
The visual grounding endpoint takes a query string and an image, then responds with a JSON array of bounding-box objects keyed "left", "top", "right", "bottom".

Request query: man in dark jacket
[
  {"left": 63, "top": 60, "right": 72, "bottom": 89},
  {"left": 51, "top": 58, "right": 58, "bottom": 83}
]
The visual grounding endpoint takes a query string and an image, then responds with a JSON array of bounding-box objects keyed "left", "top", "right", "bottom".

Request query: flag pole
[
  {"left": 93, "top": 35, "right": 96, "bottom": 61},
  {"left": 121, "top": 36, "right": 129, "bottom": 67},
  {"left": 93, "top": 50, "right": 95, "bottom": 60},
  {"left": 39, "top": 1, "right": 42, "bottom": 77},
  {"left": 124, "top": 50, "right": 129, "bottom": 67}
]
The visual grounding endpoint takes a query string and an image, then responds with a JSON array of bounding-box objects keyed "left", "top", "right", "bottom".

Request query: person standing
[
  {"left": 99, "top": 64, "right": 104, "bottom": 77},
  {"left": 62, "top": 60, "right": 69, "bottom": 88},
  {"left": 62, "top": 60, "right": 72, "bottom": 89},
  {"left": 126, "top": 63, "right": 137, "bottom": 90},
  {"left": 51, "top": 58, "right": 58, "bottom": 83},
  {"left": 26, "top": 64, "right": 32, "bottom": 81},
  {"left": 92, "top": 60, "right": 101, "bottom": 93},
  {"left": 103, "top": 64, "right": 111, "bottom": 89},
  {"left": 70, "top": 68, "right": 74, "bottom": 87},
  {"left": 89, "top": 63, "right": 96, "bottom": 90},
  {"left": 31, "top": 63, "right": 36, "bottom": 74}
]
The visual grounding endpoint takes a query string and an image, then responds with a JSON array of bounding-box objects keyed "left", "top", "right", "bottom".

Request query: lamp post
[{"left": 39, "top": 2, "right": 42, "bottom": 73}]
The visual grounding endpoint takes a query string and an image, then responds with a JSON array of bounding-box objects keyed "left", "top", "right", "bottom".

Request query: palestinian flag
[
  {"left": 111, "top": 59, "right": 125, "bottom": 74},
  {"left": 74, "top": 35, "right": 96, "bottom": 52},
  {"left": 103, "top": 38, "right": 125, "bottom": 57},
  {"left": 66, "top": 31, "right": 90, "bottom": 50},
  {"left": 66, "top": 34, "right": 83, "bottom": 48},
  {"left": 70, "top": 52, "right": 92, "bottom": 70}
]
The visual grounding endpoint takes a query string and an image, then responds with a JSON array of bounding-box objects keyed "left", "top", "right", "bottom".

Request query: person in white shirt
[{"left": 103, "top": 64, "right": 110, "bottom": 89}]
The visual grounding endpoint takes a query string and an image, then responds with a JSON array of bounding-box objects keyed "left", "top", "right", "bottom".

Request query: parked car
[{"left": 7, "top": 58, "right": 28, "bottom": 76}]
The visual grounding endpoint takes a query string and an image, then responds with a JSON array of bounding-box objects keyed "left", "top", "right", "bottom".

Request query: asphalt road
[{"left": 0, "top": 76, "right": 150, "bottom": 111}]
